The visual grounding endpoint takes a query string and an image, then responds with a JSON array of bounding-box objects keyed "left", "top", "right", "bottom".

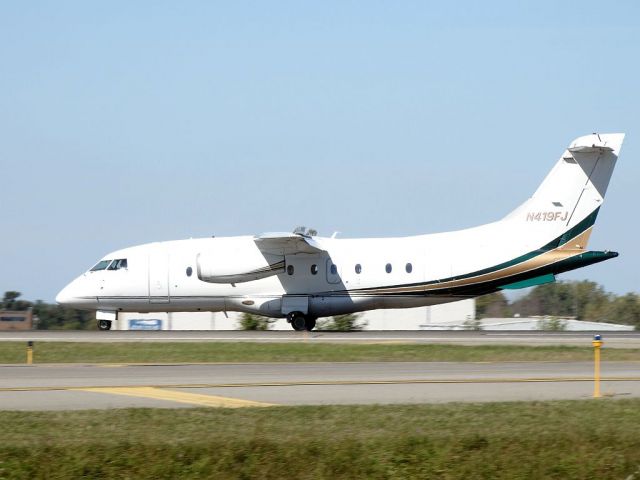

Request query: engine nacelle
[{"left": 196, "top": 249, "right": 284, "bottom": 284}]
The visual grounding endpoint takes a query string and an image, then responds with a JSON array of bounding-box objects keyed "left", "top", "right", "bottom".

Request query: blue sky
[{"left": 1, "top": 1, "right": 638, "bottom": 302}]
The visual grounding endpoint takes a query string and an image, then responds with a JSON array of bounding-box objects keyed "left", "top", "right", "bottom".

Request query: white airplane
[{"left": 57, "top": 133, "right": 624, "bottom": 331}]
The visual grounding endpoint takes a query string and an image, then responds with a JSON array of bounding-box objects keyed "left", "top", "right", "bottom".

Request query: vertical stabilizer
[{"left": 504, "top": 133, "right": 624, "bottom": 249}]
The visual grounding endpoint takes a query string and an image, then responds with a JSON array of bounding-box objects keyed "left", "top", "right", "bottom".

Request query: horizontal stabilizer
[
  {"left": 568, "top": 145, "right": 613, "bottom": 154},
  {"left": 568, "top": 133, "right": 620, "bottom": 153}
]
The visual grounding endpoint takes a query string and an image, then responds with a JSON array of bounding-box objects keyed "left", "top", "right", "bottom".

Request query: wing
[{"left": 254, "top": 232, "right": 325, "bottom": 255}]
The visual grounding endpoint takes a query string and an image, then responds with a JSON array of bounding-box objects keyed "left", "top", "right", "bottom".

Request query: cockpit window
[
  {"left": 90, "top": 260, "right": 112, "bottom": 271},
  {"left": 107, "top": 259, "right": 128, "bottom": 270}
]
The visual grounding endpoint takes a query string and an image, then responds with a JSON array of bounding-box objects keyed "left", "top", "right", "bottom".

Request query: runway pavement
[
  {"left": 1, "top": 361, "right": 639, "bottom": 410},
  {"left": 1, "top": 330, "right": 640, "bottom": 347}
]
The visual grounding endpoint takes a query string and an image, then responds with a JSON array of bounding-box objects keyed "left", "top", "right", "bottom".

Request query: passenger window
[
  {"left": 406, "top": 263, "right": 412, "bottom": 273},
  {"left": 355, "top": 264, "right": 362, "bottom": 274},
  {"left": 385, "top": 263, "right": 392, "bottom": 273},
  {"left": 287, "top": 265, "right": 294, "bottom": 275},
  {"left": 311, "top": 264, "right": 318, "bottom": 275},
  {"left": 90, "top": 260, "right": 112, "bottom": 271},
  {"left": 326, "top": 260, "right": 340, "bottom": 284}
]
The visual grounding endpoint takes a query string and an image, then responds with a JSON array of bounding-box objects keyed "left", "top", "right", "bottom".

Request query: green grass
[
  {"left": 1, "top": 400, "right": 640, "bottom": 478},
  {"left": 0, "top": 341, "right": 639, "bottom": 364}
]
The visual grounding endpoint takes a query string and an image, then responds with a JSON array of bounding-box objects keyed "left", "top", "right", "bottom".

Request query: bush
[
  {"left": 238, "top": 313, "right": 274, "bottom": 330},
  {"left": 463, "top": 317, "right": 483, "bottom": 331},
  {"left": 537, "top": 316, "right": 567, "bottom": 331},
  {"left": 317, "top": 313, "right": 366, "bottom": 331}
]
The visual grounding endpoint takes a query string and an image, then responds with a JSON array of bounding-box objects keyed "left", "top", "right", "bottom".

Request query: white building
[
  {"left": 473, "top": 317, "right": 634, "bottom": 332},
  {"left": 358, "top": 300, "right": 475, "bottom": 330},
  {"left": 116, "top": 298, "right": 476, "bottom": 331}
]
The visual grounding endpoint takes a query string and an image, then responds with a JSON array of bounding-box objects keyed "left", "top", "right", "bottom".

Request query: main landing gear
[
  {"left": 97, "top": 320, "right": 112, "bottom": 331},
  {"left": 287, "top": 311, "right": 316, "bottom": 331}
]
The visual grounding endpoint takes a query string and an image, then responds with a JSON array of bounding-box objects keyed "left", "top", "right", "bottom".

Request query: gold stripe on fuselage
[{"left": 355, "top": 229, "right": 589, "bottom": 296}]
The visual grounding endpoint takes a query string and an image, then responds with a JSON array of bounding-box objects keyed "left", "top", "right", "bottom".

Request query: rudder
[{"left": 504, "top": 133, "right": 624, "bottom": 250}]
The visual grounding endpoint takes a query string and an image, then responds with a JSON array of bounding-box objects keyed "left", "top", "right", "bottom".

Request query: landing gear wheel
[
  {"left": 292, "top": 314, "right": 306, "bottom": 331},
  {"left": 305, "top": 318, "right": 317, "bottom": 331},
  {"left": 97, "top": 320, "right": 112, "bottom": 331},
  {"left": 288, "top": 312, "right": 316, "bottom": 331}
]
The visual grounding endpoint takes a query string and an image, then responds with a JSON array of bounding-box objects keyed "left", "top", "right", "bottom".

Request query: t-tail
[{"left": 496, "top": 133, "right": 624, "bottom": 290}]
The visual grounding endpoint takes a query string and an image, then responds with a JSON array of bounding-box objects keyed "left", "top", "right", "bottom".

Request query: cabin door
[{"left": 148, "top": 251, "right": 170, "bottom": 304}]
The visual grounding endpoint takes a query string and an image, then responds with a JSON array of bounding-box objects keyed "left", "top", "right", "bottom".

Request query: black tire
[
  {"left": 97, "top": 320, "right": 112, "bottom": 331},
  {"left": 289, "top": 312, "right": 306, "bottom": 331},
  {"left": 305, "top": 318, "right": 316, "bottom": 331}
]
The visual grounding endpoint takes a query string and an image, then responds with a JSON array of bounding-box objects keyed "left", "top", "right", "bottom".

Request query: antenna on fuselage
[{"left": 293, "top": 226, "right": 318, "bottom": 237}]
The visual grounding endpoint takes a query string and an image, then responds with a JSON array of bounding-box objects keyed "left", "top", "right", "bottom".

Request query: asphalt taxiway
[
  {"left": 1, "top": 361, "right": 639, "bottom": 410},
  {"left": 1, "top": 330, "right": 639, "bottom": 348}
]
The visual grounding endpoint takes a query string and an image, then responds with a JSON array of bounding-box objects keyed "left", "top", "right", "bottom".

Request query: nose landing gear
[
  {"left": 97, "top": 320, "right": 112, "bottom": 331},
  {"left": 287, "top": 311, "right": 316, "bottom": 331}
]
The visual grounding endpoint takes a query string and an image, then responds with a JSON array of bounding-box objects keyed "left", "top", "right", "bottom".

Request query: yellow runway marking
[{"left": 77, "top": 387, "right": 274, "bottom": 408}]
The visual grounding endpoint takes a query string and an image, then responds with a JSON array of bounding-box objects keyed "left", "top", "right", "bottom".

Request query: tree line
[
  {"left": 1, "top": 291, "right": 96, "bottom": 330},
  {"left": 476, "top": 280, "right": 640, "bottom": 329}
]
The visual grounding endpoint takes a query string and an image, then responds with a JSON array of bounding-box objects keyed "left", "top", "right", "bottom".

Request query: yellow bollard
[
  {"left": 27, "top": 341, "right": 34, "bottom": 365},
  {"left": 592, "top": 335, "right": 603, "bottom": 398}
]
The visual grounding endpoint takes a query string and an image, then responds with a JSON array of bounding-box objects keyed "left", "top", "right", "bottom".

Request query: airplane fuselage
[{"left": 56, "top": 133, "right": 625, "bottom": 331}]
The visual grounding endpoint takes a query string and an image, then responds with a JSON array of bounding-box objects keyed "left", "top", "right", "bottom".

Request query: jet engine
[{"left": 196, "top": 250, "right": 284, "bottom": 284}]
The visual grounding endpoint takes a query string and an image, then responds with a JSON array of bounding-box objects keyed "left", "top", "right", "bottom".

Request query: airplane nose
[
  {"left": 56, "top": 276, "right": 96, "bottom": 308},
  {"left": 56, "top": 278, "right": 83, "bottom": 306},
  {"left": 55, "top": 285, "right": 72, "bottom": 305}
]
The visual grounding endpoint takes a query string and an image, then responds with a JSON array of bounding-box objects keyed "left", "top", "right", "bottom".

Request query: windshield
[
  {"left": 90, "top": 260, "right": 112, "bottom": 271},
  {"left": 107, "top": 259, "right": 128, "bottom": 270}
]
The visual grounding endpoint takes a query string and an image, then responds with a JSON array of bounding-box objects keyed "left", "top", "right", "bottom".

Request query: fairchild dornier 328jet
[{"left": 57, "top": 133, "right": 624, "bottom": 331}]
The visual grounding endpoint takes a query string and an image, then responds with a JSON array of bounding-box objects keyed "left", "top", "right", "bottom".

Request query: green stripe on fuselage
[
  {"left": 500, "top": 274, "right": 556, "bottom": 290},
  {"left": 349, "top": 207, "right": 603, "bottom": 294}
]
